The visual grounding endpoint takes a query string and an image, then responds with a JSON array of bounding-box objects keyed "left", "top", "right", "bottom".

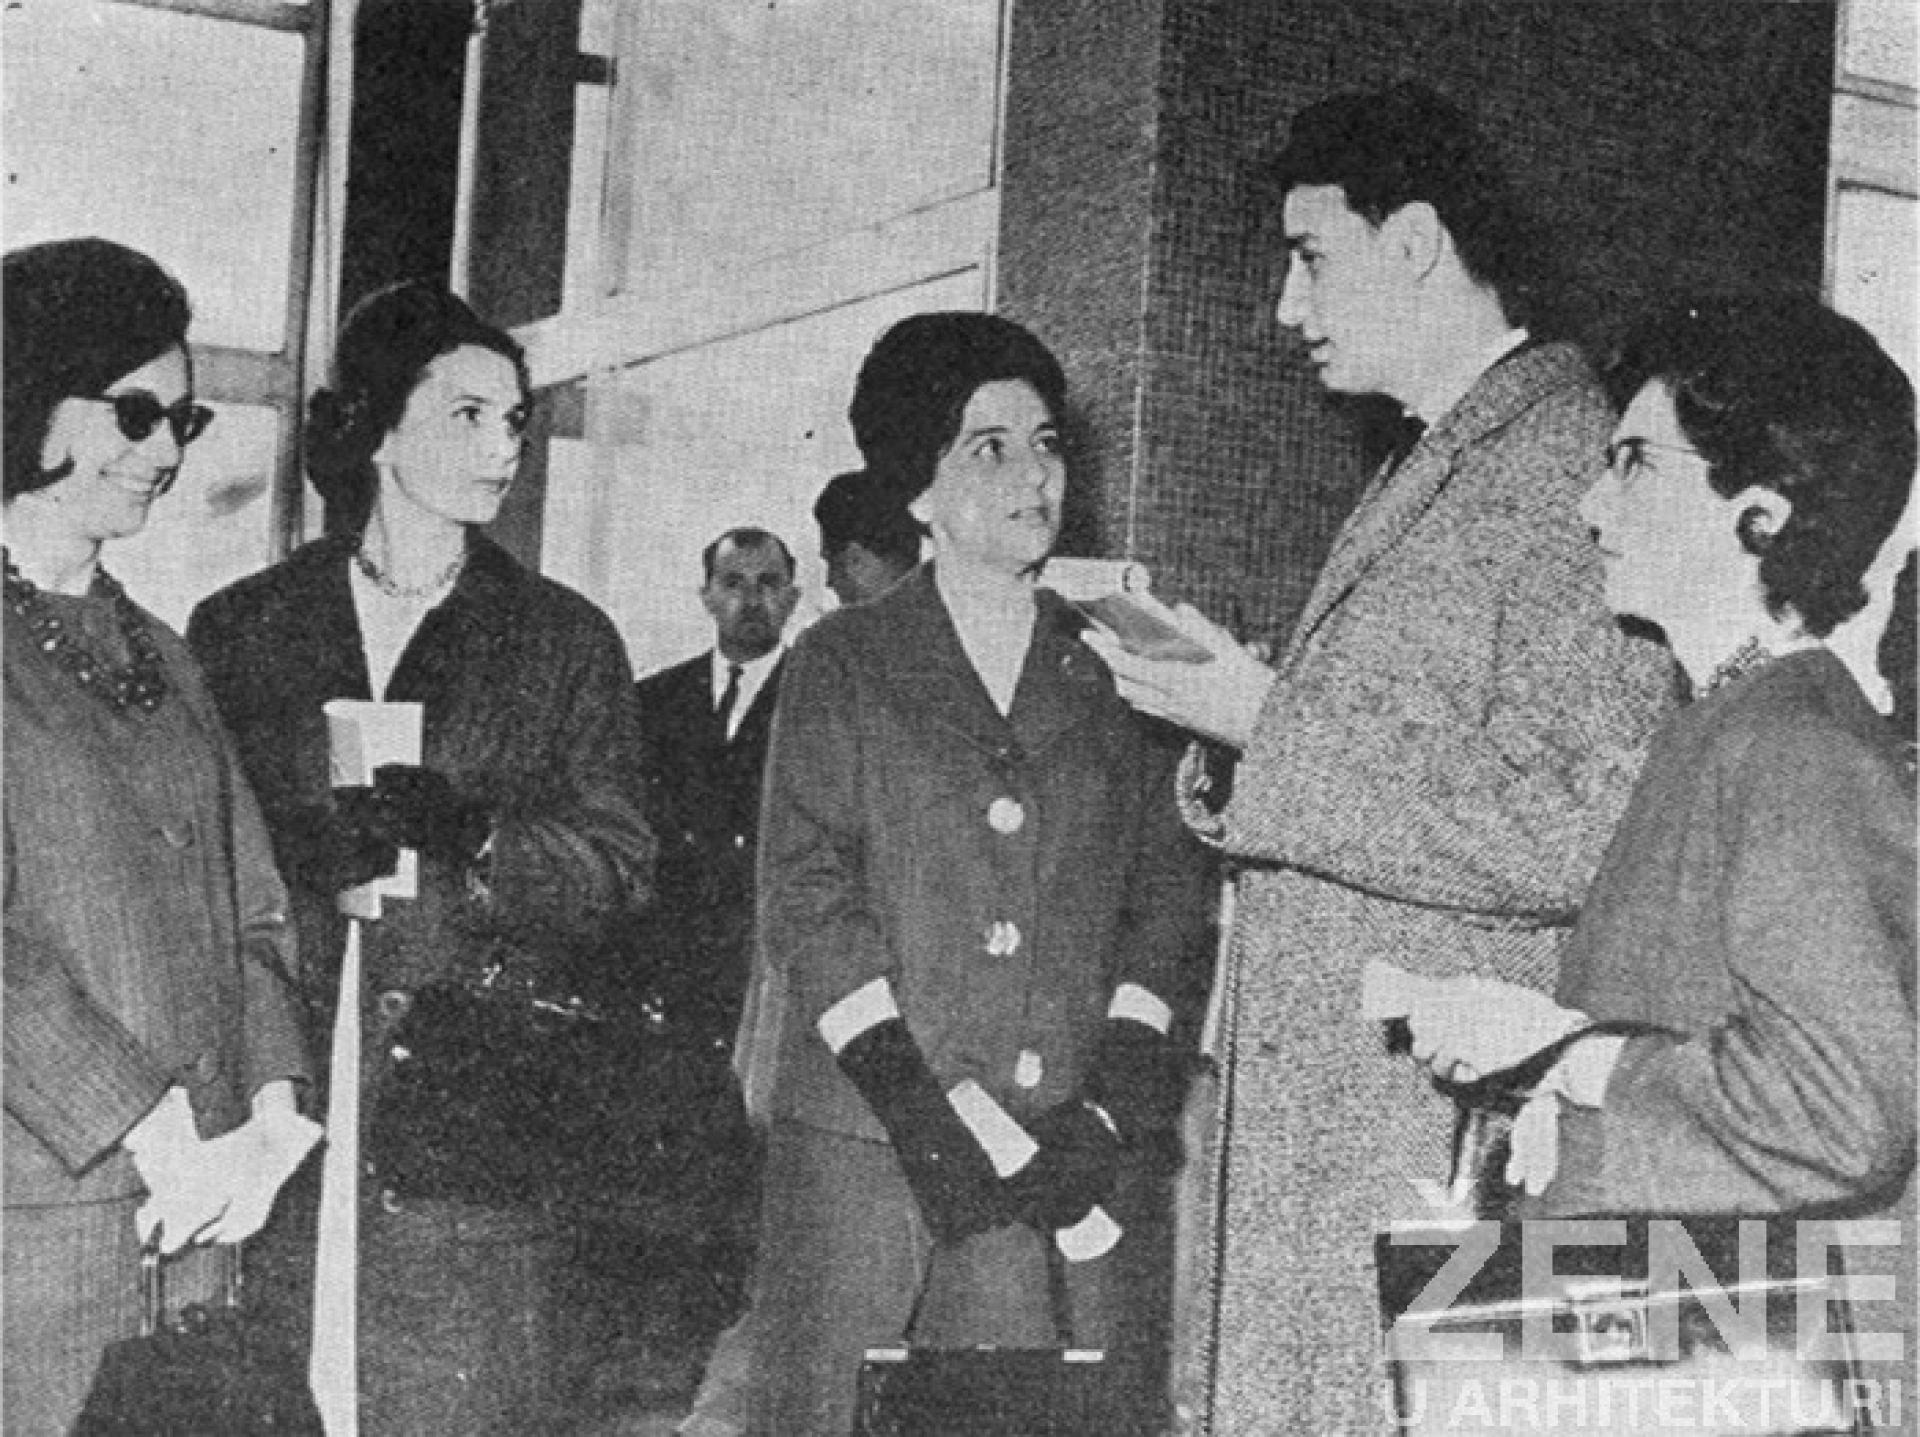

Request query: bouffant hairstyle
[
  {"left": 1607, "top": 292, "right": 1915, "bottom": 638},
  {"left": 306, "top": 280, "right": 529, "bottom": 528},
  {"left": 1259, "top": 83, "right": 1544, "bottom": 326},
  {"left": 847, "top": 312, "right": 1067, "bottom": 505},
  {"left": 813, "top": 469, "right": 925, "bottom": 565},
  {"left": 4, "top": 237, "right": 193, "bottom": 501}
]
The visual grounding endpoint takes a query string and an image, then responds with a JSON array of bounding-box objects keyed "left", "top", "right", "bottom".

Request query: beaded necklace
[
  {"left": 3, "top": 551, "right": 169, "bottom": 714},
  {"left": 1699, "top": 635, "right": 1775, "bottom": 698}
]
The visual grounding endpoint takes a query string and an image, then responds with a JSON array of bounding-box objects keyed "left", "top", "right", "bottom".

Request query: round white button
[
  {"left": 987, "top": 797, "right": 1025, "bottom": 835},
  {"left": 984, "top": 921, "right": 1021, "bottom": 957},
  {"left": 1014, "top": 1049, "right": 1044, "bottom": 1089}
]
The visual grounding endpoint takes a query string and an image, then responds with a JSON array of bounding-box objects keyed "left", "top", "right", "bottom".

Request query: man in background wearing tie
[{"left": 590, "top": 527, "right": 800, "bottom": 1409}]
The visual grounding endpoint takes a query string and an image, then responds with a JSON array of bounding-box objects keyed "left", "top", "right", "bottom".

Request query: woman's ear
[
  {"left": 908, "top": 490, "right": 933, "bottom": 528},
  {"left": 1732, "top": 486, "right": 1792, "bottom": 552}
]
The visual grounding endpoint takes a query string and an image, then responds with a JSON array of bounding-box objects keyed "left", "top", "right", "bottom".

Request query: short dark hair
[
  {"left": 702, "top": 527, "right": 796, "bottom": 584},
  {"left": 4, "top": 237, "right": 194, "bottom": 501},
  {"left": 848, "top": 311, "right": 1067, "bottom": 505},
  {"left": 813, "top": 469, "right": 923, "bottom": 566},
  {"left": 1260, "top": 83, "right": 1542, "bottom": 323},
  {"left": 1608, "top": 292, "right": 1915, "bottom": 638},
  {"left": 306, "top": 280, "right": 530, "bottom": 528}
]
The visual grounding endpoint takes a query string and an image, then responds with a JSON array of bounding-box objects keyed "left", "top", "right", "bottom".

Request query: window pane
[
  {"left": 108, "top": 401, "right": 280, "bottom": 631},
  {"left": 2, "top": 0, "right": 304, "bottom": 352}
]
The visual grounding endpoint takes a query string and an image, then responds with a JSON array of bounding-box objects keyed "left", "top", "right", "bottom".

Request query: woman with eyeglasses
[
  {"left": 1400, "top": 296, "right": 1913, "bottom": 1237},
  {"left": 187, "top": 278, "right": 654, "bottom": 1435},
  {"left": 3, "top": 237, "right": 319, "bottom": 1433}
]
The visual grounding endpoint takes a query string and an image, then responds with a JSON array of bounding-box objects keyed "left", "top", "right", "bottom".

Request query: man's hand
[{"left": 1081, "top": 603, "right": 1276, "bottom": 751}]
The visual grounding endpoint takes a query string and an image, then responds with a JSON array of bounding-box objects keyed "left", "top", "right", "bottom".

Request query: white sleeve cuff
[
  {"left": 816, "top": 977, "right": 901, "bottom": 1055},
  {"left": 1109, "top": 982, "right": 1173, "bottom": 1035}
]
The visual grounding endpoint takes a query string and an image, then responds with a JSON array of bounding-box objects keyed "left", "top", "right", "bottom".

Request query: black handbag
[
  {"left": 854, "top": 1346, "right": 1124, "bottom": 1436},
  {"left": 1377, "top": 1217, "right": 1872, "bottom": 1437},
  {"left": 366, "top": 960, "right": 617, "bottom": 1204},
  {"left": 73, "top": 1239, "right": 323, "bottom": 1436}
]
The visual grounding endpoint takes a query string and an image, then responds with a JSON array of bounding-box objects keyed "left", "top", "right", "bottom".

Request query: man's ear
[{"left": 1383, "top": 201, "right": 1446, "bottom": 283}]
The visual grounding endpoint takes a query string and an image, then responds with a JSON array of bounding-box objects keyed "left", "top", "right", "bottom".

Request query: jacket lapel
[
  {"left": 1008, "top": 590, "right": 1110, "bottom": 758},
  {"left": 386, "top": 537, "right": 517, "bottom": 745},
  {"left": 1285, "top": 343, "right": 1582, "bottom": 668},
  {"left": 879, "top": 567, "right": 1014, "bottom": 760}
]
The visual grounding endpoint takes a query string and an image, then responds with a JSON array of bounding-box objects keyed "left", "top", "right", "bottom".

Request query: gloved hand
[
  {"left": 200, "top": 1081, "right": 323, "bottom": 1245},
  {"left": 1087, "top": 1015, "right": 1193, "bottom": 1171},
  {"left": 369, "top": 764, "right": 492, "bottom": 867},
  {"left": 835, "top": 1018, "right": 1012, "bottom": 1244},
  {"left": 282, "top": 793, "right": 399, "bottom": 893},
  {"left": 124, "top": 1087, "right": 231, "bottom": 1254},
  {"left": 1006, "top": 1099, "right": 1120, "bottom": 1231}
]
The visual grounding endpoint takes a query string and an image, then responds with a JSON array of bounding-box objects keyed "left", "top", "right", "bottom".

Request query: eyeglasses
[
  {"left": 85, "top": 393, "right": 215, "bottom": 448},
  {"left": 1603, "top": 436, "right": 1704, "bottom": 483}
]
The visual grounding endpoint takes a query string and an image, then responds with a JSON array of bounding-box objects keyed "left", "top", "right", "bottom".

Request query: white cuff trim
[
  {"left": 1109, "top": 982, "right": 1172, "bottom": 1035},
  {"left": 816, "top": 977, "right": 900, "bottom": 1055}
]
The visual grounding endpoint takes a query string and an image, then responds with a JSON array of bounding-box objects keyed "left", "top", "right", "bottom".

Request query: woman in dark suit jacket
[
  {"left": 187, "top": 281, "right": 654, "bottom": 1435},
  {"left": 744, "top": 313, "right": 1211, "bottom": 1434},
  {"left": 3, "top": 238, "right": 317, "bottom": 1435}
]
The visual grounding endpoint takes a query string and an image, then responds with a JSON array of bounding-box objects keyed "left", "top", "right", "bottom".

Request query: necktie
[{"left": 716, "top": 663, "right": 743, "bottom": 739}]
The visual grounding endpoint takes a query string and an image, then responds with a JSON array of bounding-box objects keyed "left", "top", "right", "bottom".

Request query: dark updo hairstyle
[
  {"left": 813, "top": 468, "right": 925, "bottom": 565},
  {"left": 847, "top": 311, "right": 1067, "bottom": 506},
  {"left": 1607, "top": 292, "right": 1915, "bottom": 638},
  {"left": 4, "top": 237, "right": 193, "bottom": 501},
  {"left": 307, "top": 279, "right": 529, "bottom": 531}
]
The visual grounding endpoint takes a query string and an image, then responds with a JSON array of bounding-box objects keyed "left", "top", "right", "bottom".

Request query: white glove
[
  {"left": 1505, "top": 1089, "right": 1562, "bottom": 1195},
  {"left": 201, "top": 1085, "right": 323, "bottom": 1245},
  {"left": 1404, "top": 976, "right": 1584, "bottom": 1085},
  {"left": 124, "top": 1087, "right": 230, "bottom": 1254}
]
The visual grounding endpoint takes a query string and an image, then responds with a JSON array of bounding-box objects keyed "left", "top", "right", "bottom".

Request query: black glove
[
  {"left": 280, "top": 794, "right": 399, "bottom": 894},
  {"left": 1087, "top": 1016, "right": 1192, "bottom": 1171},
  {"left": 834, "top": 1018, "right": 1011, "bottom": 1244},
  {"left": 1005, "top": 1098, "right": 1120, "bottom": 1232},
  {"left": 369, "top": 764, "right": 492, "bottom": 867}
]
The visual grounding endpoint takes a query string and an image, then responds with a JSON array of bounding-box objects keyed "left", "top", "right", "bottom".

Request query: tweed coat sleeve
[
  {"left": 1221, "top": 373, "right": 1673, "bottom": 922},
  {"left": 756, "top": 624, "right": 892, "bottom": 1026},
  {"left": 1550, "top": 697, "right": 1916, "bottom": 1213},
  {"left": 475, "top": 599, "right": 656, "bottom": 950}
]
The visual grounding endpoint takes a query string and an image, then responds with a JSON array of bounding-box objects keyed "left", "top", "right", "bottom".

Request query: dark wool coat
[
  {"left": 631, "top": 649, "right": 782, "bottom": 1042},
  {"left": 187, "top": 533, "right": 655, "bottom": 1034},
  {"left": 750, "top": 564, "right": 1212, "bottom": 1140},
  {"left": 1188, "top": 343, "right": 1679, "bottom": 1435}
]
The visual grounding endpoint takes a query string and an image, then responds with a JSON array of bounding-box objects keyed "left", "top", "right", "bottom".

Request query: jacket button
[
  {"left": 984, "top": 921, "right": 1021, "bottom": 957},
  {"left": 987, "top": 797, "right": 1025, "bottom": 835},
  {"left": 1014, "top": 1049, "right": 1044, "bottom": 1089}
]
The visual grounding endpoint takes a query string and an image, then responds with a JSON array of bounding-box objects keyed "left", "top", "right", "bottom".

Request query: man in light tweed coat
[{"left": 1089, "top": 85, "right": 1677, "bottom": 1434}]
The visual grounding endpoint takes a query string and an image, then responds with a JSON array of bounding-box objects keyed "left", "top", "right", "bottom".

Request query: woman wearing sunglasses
[
  {"left": 188, "top": 279, "right": 655, "bottom": 1435},
  {"left": 3, "top": 236, "right": 319, "bottom": 1433}
]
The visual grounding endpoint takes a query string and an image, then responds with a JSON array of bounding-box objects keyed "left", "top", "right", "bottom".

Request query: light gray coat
[{"left": 1188, "top": 342, "right": 1678, "bottom": 1435}]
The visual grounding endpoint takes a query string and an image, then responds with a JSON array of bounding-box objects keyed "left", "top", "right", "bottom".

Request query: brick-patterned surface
[{"left": 1001, "top": 0, "right": 1834, "bottom": 647}]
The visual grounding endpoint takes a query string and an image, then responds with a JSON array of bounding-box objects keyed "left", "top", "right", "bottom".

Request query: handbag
[
  {"left": 366, "top": 957, "right": 618, "bottom": 1203},
  {"left": 1376, "top": 1217, "right": 1871, "bottom": 1437},
  {"left": 854, "top": 1346, "right": 1123, "bottom": 1436},
  {"left": 73, "top": 1238, "right": 323, "bottom": 1436}
]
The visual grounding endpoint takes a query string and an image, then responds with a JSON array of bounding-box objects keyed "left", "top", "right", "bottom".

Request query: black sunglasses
[{"left": 87, "top": 392, "right": 215, "bottom": 448}]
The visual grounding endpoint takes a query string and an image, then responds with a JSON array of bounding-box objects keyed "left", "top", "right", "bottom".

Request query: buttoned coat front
[
  {"left": 754, "top": 564, "right": 1210, "bottom": 1141},
  {"left": 1192, "top": 342, "right": 1678, "bottom": 1435}
]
